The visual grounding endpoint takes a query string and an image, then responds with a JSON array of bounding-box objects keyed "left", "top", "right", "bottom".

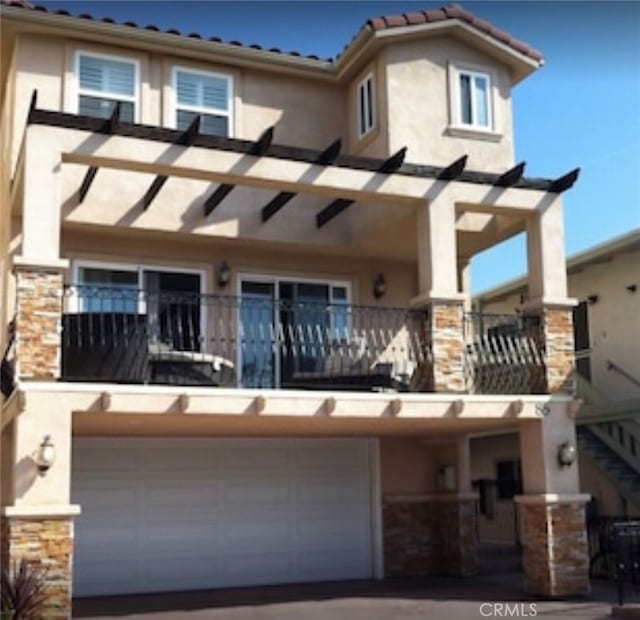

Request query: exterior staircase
[{"left": 577, "top": 425, "right": 640, "bottom": 505}]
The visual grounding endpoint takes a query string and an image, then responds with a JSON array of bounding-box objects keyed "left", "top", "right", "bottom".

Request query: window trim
[
  {"left": 356, "top": 72, "right": 375, "bottom": 140},
  {"left": 70, "top": 260, "right": 207, "bottom": 340},
  {"left": 170, "top": 65, "right": 234, "bottom": 137},
  {"left": 74, "top": 50, "right": 140, "bottom": 123},
  {"left": 448, "top": 61, "right": 497, "bottom": 135}
]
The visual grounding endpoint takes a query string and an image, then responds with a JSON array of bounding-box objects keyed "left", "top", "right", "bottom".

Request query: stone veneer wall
[
  {"left": 429, "top": 302, "right": 465, "bottom": 393},
  {"left": 15, "top": 269, "right": 64, "bottom": 379},
  {"left": 518, "top": 501, "right": 589, "bottom": 597},
  {"left": 1, "top": 516, "right": 74, "bottom": 618},
  {"left": 540, "top": 308, "right": 575, "bottom": 394},
  {"left": 383, "top": 496, "right": 478, "bottom": 577}
]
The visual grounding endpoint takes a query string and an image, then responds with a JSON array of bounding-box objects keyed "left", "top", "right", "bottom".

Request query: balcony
[{"left": 60, "top": 286, "right": 546, "bottom": 394}]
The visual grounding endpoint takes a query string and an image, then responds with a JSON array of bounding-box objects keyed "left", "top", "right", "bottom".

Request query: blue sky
[{"left": 36, "top": 1, "right": 640, "bottom": 292}]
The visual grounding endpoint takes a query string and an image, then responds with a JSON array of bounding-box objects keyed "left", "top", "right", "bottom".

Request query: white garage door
[{"left": 72, "top": 438, "right": 375, "bottom": 597}]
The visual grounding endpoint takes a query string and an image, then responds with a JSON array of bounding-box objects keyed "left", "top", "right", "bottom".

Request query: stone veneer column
[
  {"left": 14, "top": 265, "right": 65, "bottom": 380},
  {"left": 540, "top": 307, "right": 575, "bottom": 394},
  {"left": 429, "top": 301, "right": 466, "bottom": 393},
  {"left": 383, "top": 494, "right": 478, "bottom": 577},
  {"left": 515, "top": 495, "right": 590, "bottom": 597},
  {"left": 1, "top": 512, "right": 76, "bottom": 619}
]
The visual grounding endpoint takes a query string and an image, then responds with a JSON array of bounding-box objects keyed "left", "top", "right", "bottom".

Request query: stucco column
[
  {"left": 515, "top": 401, "right": 590, "bottom": 597},
  {"left": 12, "top": 124, "right": 68, "bottom": 381},
  {"left": 1, "top": 390, "right": 79, "bottom": 619},
  {"left": 414, "top": 191, "right": 468, "bottom": 393},
  {"left": 524, "top": 199, "right": 577, "bottom": 395}
]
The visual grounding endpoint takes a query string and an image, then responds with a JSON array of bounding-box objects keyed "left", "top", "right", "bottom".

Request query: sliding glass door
[{"left": 239, "top": 278, "right": 348, "bottom": 388}]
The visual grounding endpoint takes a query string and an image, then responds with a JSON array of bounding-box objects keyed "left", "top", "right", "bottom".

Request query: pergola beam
[
  {"left": 142, "top": 175, "right": 168, "bottom": 210},
  {"left": 204, "top": 126, "right": 275, "bottom": 216},
  {"left": 438, "top": 155, "right": 468, "bottom": 181},
  {"left": 142, "top": 116, "right": 202, "bottom": 210},
  {"left": 261, "top": 138, "right": 342, "bottom": 223},
  {"left": 316, "top": 147, "right": 407, "bottom": 228},
  {"left": 494, "top": 162, "right": 526, "bottom": 187},
  {"left": 78, "top": 166, "right": 98, "bottom": 204},
  {"left": 549, "top": 168, "right": 580, "bottom": 193}
]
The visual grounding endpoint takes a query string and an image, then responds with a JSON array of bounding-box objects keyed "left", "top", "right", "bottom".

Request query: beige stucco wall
[
  {"left": 470, "top": 432, "right": 520, "bottom": 480},
  {"left": 57, "top": 229, "right": 418, "bottom": 307},
  {"left": 9, "top": 33, "right": 347, "bottom": 176},
  {"left": 8, "top": 28, "right": 519, "bottom": 177},
  {"left": 568, "top": 249, "right": 640, "bottom": 400},
  {"left": 384, "top": 36, "right": 514, "bottom": 171}
]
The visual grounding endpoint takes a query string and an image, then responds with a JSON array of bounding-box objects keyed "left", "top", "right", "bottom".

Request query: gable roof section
[
  {"left": 365, "top": 5, "right": 542, "bottom": 62},
  {"left": 1, "top": 0, "right": 543, "bottom": 80}
]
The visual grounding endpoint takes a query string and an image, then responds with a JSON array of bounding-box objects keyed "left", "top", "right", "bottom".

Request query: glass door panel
[{"left": 240, "top": 281, "right": 276, "bottom": 388}]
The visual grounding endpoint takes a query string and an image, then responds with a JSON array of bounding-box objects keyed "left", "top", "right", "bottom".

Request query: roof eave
[
  {"left": 0, "top": 5, "right": 336, "bottom": 79},
  {"left": 336, "top": 20, "right": 542, "bottom": 85}
]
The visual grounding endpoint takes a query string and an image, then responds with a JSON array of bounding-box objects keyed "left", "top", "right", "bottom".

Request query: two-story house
[{"left": 0, "top": 2, "right": 588, "bottom": 616}]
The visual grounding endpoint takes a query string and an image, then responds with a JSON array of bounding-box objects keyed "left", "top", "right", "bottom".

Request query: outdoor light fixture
[
  {"left": 34, "top": 435, "right": 56, "bottom": 476},
  {"left": 587, "top": 294, "right": 599, "bottom": 305},
  {"left": 557, "top": 440, "right": 577, "bottom": 468},
  {"left": 217, "top": 261, "right": 231, "bottom": 289},
  {"left": 373, "top": 273, "right": 386, "bottom": 299}
]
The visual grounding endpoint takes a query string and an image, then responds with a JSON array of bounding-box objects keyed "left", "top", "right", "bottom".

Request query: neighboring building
[
  {"left": 474, "top": 230, "right": 640, "bottom": 542},
  {"left": 0, "top": 2, "right": 588, "bottom": 616}
]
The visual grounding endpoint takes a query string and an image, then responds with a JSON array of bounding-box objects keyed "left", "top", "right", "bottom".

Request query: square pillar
[
  {"left": 1, "top": 391, "right": 79, "bottom": 618},
  {"left": 382, "top": 493, "right": 478, "bottom": 577},
  {"left": 515, "top": 495, "right": 590, "bottom": 597},
  {"left": 13, "top": 261, "right": 67, "bottom": 381},
  {"left": 1, "top": 509, "right": 79, "bottom": 619},
  {"left": 516, "top": 403, "right": 590, "bottom": 597}
]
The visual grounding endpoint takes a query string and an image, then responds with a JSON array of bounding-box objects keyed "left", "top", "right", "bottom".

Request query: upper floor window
[
  {"left": 456, "top": 68, "right": 491, "bottom": 129},
  {"left": 174, "top": 68, "right": 232, "bottom": 137},
  {"left": 357, "top": 73, "right": 374, "bottom": 139},
  {"left": 77, "top": 52, "right": 137, "bottom": 123}
]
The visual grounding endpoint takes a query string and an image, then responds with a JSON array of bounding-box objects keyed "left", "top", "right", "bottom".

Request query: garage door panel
[
  {"left": 218, "top": 446, "right": 291, "bottom": 470},
  {"left": 72, "top": 438, "right": 374, "bottom": 597},
  {"left": 221, "top": 481, "right": 291, "bottom": 507},
  {"left": 143, "top": 485, "right": 219, "bottom": 509},
  {"left": 218, "top": 551, "right": 293, "bottom": 585}
]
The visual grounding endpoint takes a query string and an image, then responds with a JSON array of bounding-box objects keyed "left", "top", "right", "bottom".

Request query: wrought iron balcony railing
[
  {"left": 463, "top": 311, "right": 546, "bottom": 395},
  {"left": 59, "top": 287, "right": 549, "bottom": 394},
  {"left": 61, "top": 285, "right": 429, "bottom": 391}
]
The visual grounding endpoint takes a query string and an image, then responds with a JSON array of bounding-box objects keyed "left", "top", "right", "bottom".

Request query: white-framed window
[
  {"left": 357, "top": 73, "right": 374, "bottom": 139},
  {"left": 75, "top": 51, "right": 139, "bottom": 123},
  {"left": 172, "top": 67, "right": 233, "bottom": 137},
  {"left": 455, "top": 67, "right": 492, "bottom": 130}
]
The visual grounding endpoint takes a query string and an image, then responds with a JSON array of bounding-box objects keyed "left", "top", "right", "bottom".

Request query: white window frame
[
  {"left": 171, "top": 66, "right": 234, "bottom": 137},
  {"left": 356, "top": 73, "right": 375, "bottom": 139},
  {"left": 236, "top": 273, "right": 352, "bottom": 388},
  {"left": 73, "top": 50, "right": 140, "bottom": 123},
  {"left": 451, "top": 64, "right": 494, "bottom": 132},
  {"left": 70, "top": 260, "right": 207, "bottom": 347}
]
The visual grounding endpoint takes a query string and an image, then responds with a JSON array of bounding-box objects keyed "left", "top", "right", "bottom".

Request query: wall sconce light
[
  {"left": 34, "top": 435, "right": 56, "bottom": 476},
  {"left": 217, "top": 261, "right": 231, "bottom": 289},
  {"left": 587, "top": 295, "right": 599, "bottom": 305},
  {"left": 626, "top": 284, "right": 637, "bottom": 293},
  {"left": 557, "top": 440, "right": 577, "bottom": 468},
  {"left": 373, "top": 273, "right": 386, "bottom": 299}
]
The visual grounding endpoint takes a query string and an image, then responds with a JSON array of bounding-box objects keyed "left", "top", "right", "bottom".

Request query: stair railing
[{"left": 607, "top": 359, "right": 640, "bottom": 391}]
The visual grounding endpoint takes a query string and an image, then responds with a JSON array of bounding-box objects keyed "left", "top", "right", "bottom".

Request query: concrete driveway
[{"left": 73, "top": 574, "right": 618, "bottom": 620}]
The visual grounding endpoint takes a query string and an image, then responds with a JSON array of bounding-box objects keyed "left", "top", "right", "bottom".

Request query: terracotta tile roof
[
  {"left": 364, "top": 3, "right": 543, "bottom": 62},
  {"left": 0, "top": 0, "right": 543, "bottom": 65}
]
